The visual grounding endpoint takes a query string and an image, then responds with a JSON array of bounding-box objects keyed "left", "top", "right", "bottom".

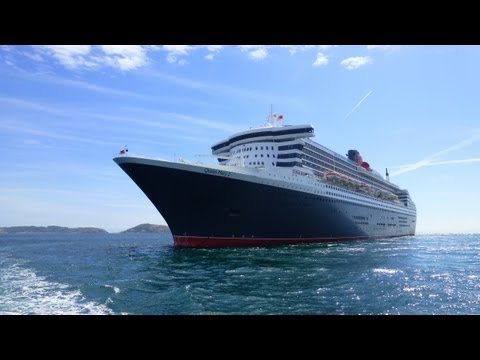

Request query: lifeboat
[{"left": 324, "top": 171, "right": 399, "bottom": 203}]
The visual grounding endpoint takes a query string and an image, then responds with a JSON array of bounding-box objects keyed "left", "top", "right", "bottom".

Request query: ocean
[{"left": 1, "top": 233, "right": 479, "bottom": 315}]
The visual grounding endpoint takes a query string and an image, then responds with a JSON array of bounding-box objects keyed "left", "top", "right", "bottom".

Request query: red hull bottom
[{"left": 173, "top": 234, "right": 413, "bottom": 248}]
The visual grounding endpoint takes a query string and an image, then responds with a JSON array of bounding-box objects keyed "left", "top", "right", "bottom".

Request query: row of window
[
  {"left": 353, "top": 215, "right": 367, "bottom": 220},
  {"left": 276, "top": 161, "right": 302, "bottom": 167},
  {"left": 323, "top": 185, "right": 413, "bottom": 214},
  {"left": 278, "top": 144, "right": 304, "bottom": 151},
  {"left": 248, "top": 161, "right": 276, "bottom": 166},
  {"left": 232, "top": 145, "right": 277, "bottom": 154},
  {"left": 239, "top": 154, "right": 277, "bottom": 159},
  {"left": 278, "top": 153, "right": 300, "bottom": 159}
]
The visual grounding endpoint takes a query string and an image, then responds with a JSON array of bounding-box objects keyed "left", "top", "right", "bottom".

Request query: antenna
[{"left": 266, "top": 104, "right": 274, "bottom": 127}]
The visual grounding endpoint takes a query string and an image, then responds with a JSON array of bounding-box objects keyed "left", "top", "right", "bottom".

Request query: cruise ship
[{"left": 114, "top": 114, "right": 416, "bottom": 247}]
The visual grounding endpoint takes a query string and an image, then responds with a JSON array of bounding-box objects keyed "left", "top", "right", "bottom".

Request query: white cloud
[
  {"left": 317, "top": 45, "right": 337, "bottom": 50},
  {"left": 32, "top": 45, "right": 155, "bottom": 72},
  {"left": 239, "top": 45, "right": 268, "bottom": 60},
  {"left": 99, "top": 45, "right": 148, "bottom": 71},
  {"left": 204, "top": 45, "right": 224, "bottom": 61},
  {"left": 249, "top": 48, "right": 267, "bottom": 60},
  {"left": 366, "top": 45, "right": 395, "bottom": 50},
  {"left": 278, "top": 45, "right": 337, "bottom": 55},
  {"left": 238, "top": 45, "right": 263, "bottom": 50},
  {"left": 165, "top": 53, "right": 188, "bottom": 65},
  {"left": 146, "top": 45, "right": 162, "bottom": 51},
  {"left": 162, "top": 45, "right": 194, "bottom": 65},
  {"left": 205, "top": 45, "right": 224, "bottom": 52},
  {"left": 162, "top": 45, "right": 193, "bottom": 55},
  {"left": 340, "top": 56, "right": 372, "bottom": 70},
  {"left": 278, "top": 45, "right": 313, "bottom": 54},
  {"left": 36, "top": 45, "right": 95, "bottom": 69},
  {"left": 238, "top": 45, "right": 338, "bottom": 60},
  {"left": 15, "top": 44, "right": 343, "bottom": 69},
  {"left": 313, "top": 52, "right": 328, "bottom": 67}
]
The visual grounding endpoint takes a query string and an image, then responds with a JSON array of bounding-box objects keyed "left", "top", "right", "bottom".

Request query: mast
[{"left": 267, "top": 104, "right": 275, "bottom": 127}]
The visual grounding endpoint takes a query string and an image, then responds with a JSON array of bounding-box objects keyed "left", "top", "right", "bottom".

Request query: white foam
[
  {"left": 373, "top": 268, "right": 402, "bottom": 275},
  {"left": 104, "top": 284, "right": 121, "bottom": 294},
  {"left": 0, "top": 262, "right": 113, "bottom": 315}
]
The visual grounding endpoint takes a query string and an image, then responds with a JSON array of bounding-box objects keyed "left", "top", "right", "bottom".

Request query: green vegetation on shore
[{"left": 0, "top": 223, "right": 170, "bottom": 234}]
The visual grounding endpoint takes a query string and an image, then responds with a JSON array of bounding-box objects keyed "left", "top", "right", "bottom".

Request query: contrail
[
  {"left": 390, "top": 132, "right": 480, "bottom": 177},
  {"left": 391, "top": 157, "right": 480, "bottom": 176},
  {"left": 344, "top": 90, "right": 373, "bottom": 120},
  {"left": 429, "top": 158, "right": 480, "bottom": 165}
]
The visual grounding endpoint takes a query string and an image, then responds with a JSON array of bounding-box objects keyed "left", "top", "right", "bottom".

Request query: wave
[{"left": 0, "top": 261, "right": 113, "bottom": 315}]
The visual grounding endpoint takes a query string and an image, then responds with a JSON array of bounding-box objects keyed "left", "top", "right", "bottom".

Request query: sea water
[{"left": 1, "top": 233, "right": 479, "bottom": 314}]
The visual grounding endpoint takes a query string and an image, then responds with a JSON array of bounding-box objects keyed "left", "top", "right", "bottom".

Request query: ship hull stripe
[{"left": 173, "top": 234, "right": 414, "bottom": 248}]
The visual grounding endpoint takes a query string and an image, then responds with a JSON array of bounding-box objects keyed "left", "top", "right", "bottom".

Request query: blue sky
[{"left": 0, "top": 45, "right": 479, "bottom": 233}]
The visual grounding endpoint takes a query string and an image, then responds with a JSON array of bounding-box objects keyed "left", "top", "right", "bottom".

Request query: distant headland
[
  {"left": 0, "top": 223, "right": 170, "bottom": 235},
  {"left": 120, "top": 223, "right": 170, "bottom": 233}
]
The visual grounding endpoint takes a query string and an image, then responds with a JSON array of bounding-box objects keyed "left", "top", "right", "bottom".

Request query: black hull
[{"left": 115, "top": 158, "right": 416, "bottom": 247}]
